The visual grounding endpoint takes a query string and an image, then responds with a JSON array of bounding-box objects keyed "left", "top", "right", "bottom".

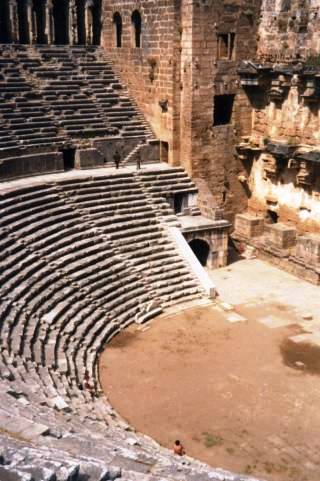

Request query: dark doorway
[
  {"left": 33, "top": 0, "right": 47, "bottom": 44},
  {"left": 227, "top": 238, "right": 243, "bottom": 265},
  {"left": 17, "top": 0, "right": 30, "bottom": 43},
  {"left": 266, "top": 209, "right": 278, "bottom": 224},
  {"left": 0, "top": 1, "right": 11, "bottom": 43},
  {"left": 189, "top": 239, "right": 210, "bottom": 266},
  {"left": 160, "top": 141, "right": 169, "bottom": 163},
  {"left": 53, "top": 0, "right": 69, "bottom": 45},
  {"left": 174, "top": 193, "right": 184, "bottom": 214},
  {"left": 213, "top": 94, "right": 235, "bottom": 126},
  {"left": 77, "top": 0, "right": 86, "bottom": 44},
  {"left": 91, "top": 0, "right": 102, "bottom": 45},
  {"left": 63, "top": 148, "right": 75, "bottom": 170}
]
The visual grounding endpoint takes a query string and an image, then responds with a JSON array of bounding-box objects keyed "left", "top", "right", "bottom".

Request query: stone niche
[
  {"left": 234, "top": 213, "right": 264, "bottom": 240},
  {"left": 265, "top": 223, "right": 297, "bottom": 250},
  {"left": 296, "top": 234, "right": 320, "bottom": 266}
]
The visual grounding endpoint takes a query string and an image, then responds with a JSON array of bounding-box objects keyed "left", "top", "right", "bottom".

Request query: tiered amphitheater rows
[
  {"left": 0, "top": 44, "right": 152, "bottom": 178},
  {"left": 0, "top": 168, "right": 257, "bottom": 481}
]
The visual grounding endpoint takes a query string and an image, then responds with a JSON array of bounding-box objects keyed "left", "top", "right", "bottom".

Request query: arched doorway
[
  {"left": 52, "top": 0, "right": 69, "bottom": 44},
  {"left": 0, "top": 0, "right": 11, "bottom": 43},
  {"left": 91, "top": 0, "right": 101, "bottom": 45},
  {"left": 32, "top": 0, "right": 47, "bottom": 43},
  {"left": 189, "top": 239, "right": 210, "bottom": 266},
  {"left": 17, "top": 0, "right": 30, "bottom": 43}
]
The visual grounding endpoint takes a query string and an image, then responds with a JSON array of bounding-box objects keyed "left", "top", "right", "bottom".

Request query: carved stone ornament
[
  {"left": 296, "top": 161, "right": 314, "bottom": 186},
  {"left": 262, "top": 153, "right": 278, "bottom": 179},
  {"left": 269, "top": 74, "right": 290, "bottom": 101}
]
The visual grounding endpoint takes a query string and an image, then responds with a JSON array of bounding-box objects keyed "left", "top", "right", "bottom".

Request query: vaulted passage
[
  {"left": 0, "top": 0, "right": 102, "bottom": 45},
  {"left": 189, "top": 239, "right": 210, "bottom": 266},
  {"left": 0, "top": 1, "right": 11, "bottom": 43}
]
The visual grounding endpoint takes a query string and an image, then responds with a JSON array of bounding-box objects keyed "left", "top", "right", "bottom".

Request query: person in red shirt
[
  {"left": 173, "top": 440, "right": 185, "bottom": 456},
  {"left": 83, "top": 370, "right": 94, "bottom": 393}
]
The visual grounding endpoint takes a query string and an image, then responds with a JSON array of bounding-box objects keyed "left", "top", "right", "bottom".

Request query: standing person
[
  {"left": 114, "top": 149, "right": 121, "bottom": 169},
  {"left": 173, "top": 440, "right": 185, "bottom": 456},
  {"left": 136, "top": 151, "right": 141, "bottom": 170},
  {"left": 83, "top": 370, "right": 94, "bottom": 395}
]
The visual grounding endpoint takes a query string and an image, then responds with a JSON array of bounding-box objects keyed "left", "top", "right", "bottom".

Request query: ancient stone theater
[{"left": 0, "top": 0, "right": 319, "bottom": 480}]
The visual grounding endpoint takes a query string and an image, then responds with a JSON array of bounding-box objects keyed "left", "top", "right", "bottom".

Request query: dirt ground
[{"left": 99, "top": 300, "right": 320, "bottom": 481}]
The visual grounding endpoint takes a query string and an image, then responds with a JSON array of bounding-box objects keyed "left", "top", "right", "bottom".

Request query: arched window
[
  {"left": 131, "top": 10, "right": 141, "bottom": 48},
  {"left": 113, "top": 12, "right": 122, "bottom": 48}
]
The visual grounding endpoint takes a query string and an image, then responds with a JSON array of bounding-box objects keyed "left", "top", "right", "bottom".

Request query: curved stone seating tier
[
  {"left": 0, "top": 44, "right": 154, "bottom": 178},
  {"left": 0, "top": 168, "right": 259, "bottom": 481},
  {"left": 35, "top": 45, "right": 151, "bottom": 138}
]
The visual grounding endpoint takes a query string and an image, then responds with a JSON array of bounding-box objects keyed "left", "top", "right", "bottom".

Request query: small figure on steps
[
  {"left": 114, "top": 150, "right": 121, "bottom": 169},
  {"left": 173, "top": 440, "right": 185, "bottom": 456},
  {"left": 136, "top": 151, "right": 141, "bottom": 170},
  {"left": 83, "top": 370, "right": 95, "bottom": 395}
]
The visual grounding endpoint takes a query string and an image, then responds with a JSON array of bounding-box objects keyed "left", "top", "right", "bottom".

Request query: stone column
[
  {"left": 69, "top": 0, "right": 78, "bottom": 45},
  {"left": 26, "top": 0, "right": 33, "bottom": 43},
  {"left": 9, "top": 0, "right": 19, "bottom": 42},
  {"left": 85, "top": 0, "right": 93, "bottom": 45},
  {"left": 44, "top": 0, "right": 53, "bottom": 44}
]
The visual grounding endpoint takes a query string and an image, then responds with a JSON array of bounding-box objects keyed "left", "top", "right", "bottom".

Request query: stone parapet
[
  {"left": 265, "top": 223, "right": 297, "bottom": 250},
  {"left": 234, "top": 213, "right": 264, "bottom": 240}
]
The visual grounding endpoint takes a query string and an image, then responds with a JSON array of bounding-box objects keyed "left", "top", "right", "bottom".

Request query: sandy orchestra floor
[{"left": 100, "top": 260, "right": 320, "bottom": 481}]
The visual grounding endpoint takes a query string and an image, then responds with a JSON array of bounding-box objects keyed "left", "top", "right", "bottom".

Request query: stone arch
[
  {"left": 0, "top": 0, "right": 12, "bottom": 43},
  {"left": 32, "top": 0, "right": 47, "bottom": 43},
  {"left": 76, "top": 0, "right": 86, "bottom": 44},
  {"left": 189, "top": 239, "right": 210, "bottom": 267},
  {"left": 17, "top": 0, "right": 31, "bottom": 43},
  {"left": 113, "top": 11, "right": 122, "bottom": 48},
  {"left": 91, "top": 0, "right": 101, "bottom": 45},
  {"left": 52, "top": 0, "right": 69, "bottom": 44},
  {"left": 131, "top": 9, "right": 141, "bottom": 48}
]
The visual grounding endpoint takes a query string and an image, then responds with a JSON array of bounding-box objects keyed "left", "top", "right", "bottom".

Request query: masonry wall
[
  {"left": 258, "top": 0, "right": 320, "bottom": 61},
  {"left": 102, "top": 1, "right": 181, "bottom": 164},
  {"left": 182, "top": 0, "right": 261, "bottom": 222},
  {"left": 238, "top": 0, "right": 320, "bottom": 233},
  {"left": 102, "top": 0, "right": 262, "bottom": 223}
]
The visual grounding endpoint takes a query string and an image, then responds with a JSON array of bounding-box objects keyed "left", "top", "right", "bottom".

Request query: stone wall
[
  {"left": 102, "top": 1, "right": 181, "bottom": 165},
  {"left": 103, "top": 0, "right": 261, "bottom": 224},
  {"left": 258, "top": 0, "right": 320, "bottom": 61},
  {"left": 185, "top": 0, "right": 260, "bottom": 223},
  {"left": 236, "top": 0, "right": 320, "bottom": 234}
]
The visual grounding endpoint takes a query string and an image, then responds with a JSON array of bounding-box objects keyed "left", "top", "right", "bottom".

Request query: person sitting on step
[{"left": 173, "top": 440, "right": 185, "bottom": 456}]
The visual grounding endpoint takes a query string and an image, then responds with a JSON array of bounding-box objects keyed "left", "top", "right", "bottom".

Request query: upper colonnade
[{"left": 0, "top": 0, "right": 102, "bottom": 46}]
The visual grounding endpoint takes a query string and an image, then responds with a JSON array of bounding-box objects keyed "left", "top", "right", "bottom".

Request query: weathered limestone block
[
  {"left": 296, "top": 234, "right": 320, "bottom": 265},
  {"left": 75, "top": 148, "right": 104, "bottom": 169},
  {"left": 266, "top": 223, "right": 297, "bottom": 249},
  {"left": 234, "top": 213, "right": 264, "bottom": 239}
]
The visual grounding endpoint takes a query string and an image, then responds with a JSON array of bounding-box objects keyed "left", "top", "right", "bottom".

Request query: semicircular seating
[{"left": 0, "top": 169, "right": 259, "bottom": 481}]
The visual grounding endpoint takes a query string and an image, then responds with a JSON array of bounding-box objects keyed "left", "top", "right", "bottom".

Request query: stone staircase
[
  {"left": 0, "top": 168, "right": 264, "bottom": 481},
  {"left": 0, "top": 44, "right": 156, "bottom": 179}
]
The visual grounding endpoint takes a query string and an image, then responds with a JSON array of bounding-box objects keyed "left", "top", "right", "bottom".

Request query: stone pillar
[
  {"left": 26, "top": 0, "right": 33, "bottom": 43},
  {"left": 44, "top": 0, "right": 53, "bottom": 44},
  {"left": 9, "top": 0, "right": 19, "bottom": 42},
  {"left": 85, "top": 0, "right": 93, "bottom": 45},
  {"left": 69, "top": 0, "right": 77, "bottom": 45}
]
